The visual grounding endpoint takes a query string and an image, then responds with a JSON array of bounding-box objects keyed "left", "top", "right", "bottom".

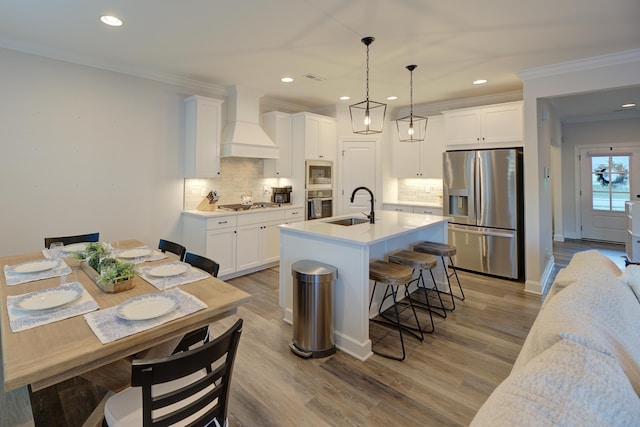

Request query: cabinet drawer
[
  {"left": 237, "top": 210, "right": 285, "bottom": 226},
  {"left": 206, "top": 215, "right": 237, "bottom": 230},
  {"left": 285, "top": 208, "right": 304, "bottom": 220},
  {"left": 413, "top": 207, "right": 443, "bottom": 215},
  {"left": 627, "top": 231, "right": 640, "bottom": 263},
  {"left": 383, "top": 204, "right": 411, "bottom": 213}
]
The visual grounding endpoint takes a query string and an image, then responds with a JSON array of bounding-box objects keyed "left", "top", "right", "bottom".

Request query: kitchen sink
[{"left": 326, "top": 217, "right": 369, "bottom": 226}]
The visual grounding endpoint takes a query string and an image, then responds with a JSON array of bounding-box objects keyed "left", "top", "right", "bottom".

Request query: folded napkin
[
  {"left": 6, "top": 282, "right": 99, "bottom": 332},
  {"left": 83, "top": 288, "right": 207, "bottom": 344},
  {"left": 138, "top": 263, "right": 210, "bottom": 290},
  {"left": 4, "top": 259, "right": 72, "bottom": 286}
]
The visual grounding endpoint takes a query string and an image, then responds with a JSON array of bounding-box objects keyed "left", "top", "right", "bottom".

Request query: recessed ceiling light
[
  {"left": 281, "top": 77, "right": 294, "bottom": 83},
  {"left": 387, "top": 96, "right": 398, "bottom": 101},
  {"left": 622, "top": 103, "right": 637, "bottom": 108},
  {"left": 473, "top": 79, "right": 487, "bottom": 85},
  {"left": 100, "top": 15, "right": 123, "bottom": 27},
  {"left": 340, "top": 96, "right": 350, "bottom": 101}
]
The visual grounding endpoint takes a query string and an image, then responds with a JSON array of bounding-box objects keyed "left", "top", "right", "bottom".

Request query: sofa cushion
[
  {"left": 620, "top": 264, "right": 640, "bottom": 303},
  {"left": 471, "top": 339, "right": 640, "bottom": 427},
  {"left": 544, "top": 250, "right": 622, "bottom": 306},
  {"left": 513, "top": 275, "right": 640, "bottom": 395}
]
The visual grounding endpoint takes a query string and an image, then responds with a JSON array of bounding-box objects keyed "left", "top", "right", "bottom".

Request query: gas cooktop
[{"left": 217, "top": 202, "right": 284, "bottom": 211}]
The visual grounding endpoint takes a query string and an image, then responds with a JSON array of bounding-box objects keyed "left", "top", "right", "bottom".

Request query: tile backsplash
[
  {"left": 397, "top": 178, "right": 443, "bottom": 205},
  {"left": 184, "top": 158, "right": 288, "bottom": 210}
]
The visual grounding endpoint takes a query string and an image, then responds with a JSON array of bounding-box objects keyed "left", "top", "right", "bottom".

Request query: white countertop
[
  {"left": 279, "top": 210, "right": 448, "bottom": 246},
  {"left": 183, "top": 204, "right": 304, "bottom": 218}
]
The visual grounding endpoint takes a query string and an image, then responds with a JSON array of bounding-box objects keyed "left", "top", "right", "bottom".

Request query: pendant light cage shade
[
  {"left": 350, "top": 36, "right": 386, "bottom": 135},
  {"left": 396, "top": 114, "right": 427, "bottom": 142},
  {"left": 350, "top": 100, "right": 387, "bottom": 135},
  {"left": 396, "top": 64, "right": 427, "bottom": 142}
]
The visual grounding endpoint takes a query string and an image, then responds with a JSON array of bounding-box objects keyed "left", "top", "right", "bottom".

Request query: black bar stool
[
  {"left": 413, "top": 242, "right": 465, "bottom": 311},
  {"left": 387, "top": 250, "right": 447, "bottom": 332},
  {"left": 369, "top": 260, "right": 423, "bottom": 361}
]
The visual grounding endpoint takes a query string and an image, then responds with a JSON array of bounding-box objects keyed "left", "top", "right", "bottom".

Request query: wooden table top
[{"left": 0, "top": 240, "right": 251, "bottom": 392}]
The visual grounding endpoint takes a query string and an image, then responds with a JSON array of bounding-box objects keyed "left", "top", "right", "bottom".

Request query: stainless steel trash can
[{"left": 290, "top": 260, "right": 337, "bottom": 358}]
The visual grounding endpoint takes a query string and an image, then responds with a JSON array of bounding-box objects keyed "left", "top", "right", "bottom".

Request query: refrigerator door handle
[
  {"left": 470, "top": 152, "right": 477, "bottom": 224},
  {"left": 476, "top": 153, "right": 481, "bottom": 223}
]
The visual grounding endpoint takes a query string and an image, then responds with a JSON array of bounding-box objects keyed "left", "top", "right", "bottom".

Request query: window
[{"left": 591, "top": 155, "right": 630, "bottom": 211}]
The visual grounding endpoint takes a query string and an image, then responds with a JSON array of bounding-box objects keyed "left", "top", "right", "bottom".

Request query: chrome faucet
[{"left": 350, "top": 186, "right": 375, "bottom": 224}]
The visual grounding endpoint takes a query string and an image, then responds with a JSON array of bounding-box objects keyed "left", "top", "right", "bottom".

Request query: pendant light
[
  {"left": 350, "top": 36, "right": 386, "bottom": 134},
  {"left": 396, "top": 65, "right": 427, "bottom": 142}
]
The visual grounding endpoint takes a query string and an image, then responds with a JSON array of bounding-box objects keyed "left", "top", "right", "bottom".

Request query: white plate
[
  {"left": 147, "top": 262, "right": 190, "bottom": 278},
  {"left": 8, "top": 259, "right": 61, "bottom": 274},
  {"left": 62, "top": 242, "right": 87, "bottom": 253},
  {"left": 116, "top": 294, "right": 179, "bottom": 321},
  {"left": 118, "top": 248, "right": 153, "bottom": 259},
  {"left": 14, "top": 284, "right": 82, "bottom": 311}
]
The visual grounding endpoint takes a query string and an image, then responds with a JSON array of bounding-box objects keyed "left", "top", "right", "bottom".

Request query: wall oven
[
  {"left": 307, "top": 189, "right": 333, "bottom": 220},
  {"left": 305, "top": 160, "right": 333, "bottom": 190}
]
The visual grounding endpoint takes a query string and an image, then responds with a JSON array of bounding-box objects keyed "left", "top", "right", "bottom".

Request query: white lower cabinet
[
  {"left": 183, "top": 207, "right": 304, "bottom": 278},
  {"left": 261, "top": 220, "right": 283, "bottom": 264},
  {"left": 204, "top": 215, "right": 237, "bottom": 277},
  {"left": 284, "top": 207, "right": 304, "bottom": 224},
  {"left": 206, "top": 227, "right": 237, "bottom": 277},
  {"left": 236, "top": 224, "right": 262, "bottom": 271}
]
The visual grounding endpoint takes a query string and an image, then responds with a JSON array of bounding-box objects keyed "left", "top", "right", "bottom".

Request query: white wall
[
  {"left": 0, "top": 48, "right": 221, "bottom": 256},
  {"left": 520, "top": 49, "right": 640, "bottom": 293},
  {"left": 560, "top": 117, "right": 640, "bottom": 238}
]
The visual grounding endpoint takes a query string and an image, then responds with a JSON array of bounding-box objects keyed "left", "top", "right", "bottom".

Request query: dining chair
[
  {"left": 44, "top": 232, "right": 99, "bottom": 249},
  {"left": 157, "top": 239, "right": 186, "bottom": 261},
  {"left": 185, "top": 252, "right": 220, "bottom": 277},
  {"left": 103, "top": 319, "right": 243, "bottom": 427},
  {"left": 173, "top": 252, "right": 221, "bottom": 355}
]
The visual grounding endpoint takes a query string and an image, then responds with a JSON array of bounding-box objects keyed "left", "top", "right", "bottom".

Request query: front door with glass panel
[{"left": 580, "top": 148, "right": 640, "bottom": 242}]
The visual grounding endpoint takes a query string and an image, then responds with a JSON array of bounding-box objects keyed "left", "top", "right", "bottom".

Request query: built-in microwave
[{"left": 305, "top": 160, "right": 333, "bottom": 189}]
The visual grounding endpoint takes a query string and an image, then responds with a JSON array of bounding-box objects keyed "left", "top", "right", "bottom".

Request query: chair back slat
[
  {"left": 185, "top": 252, "right": 220, "bottom": 277},
  {"left": 158, "top": 239, "right": 186, "bottom": 261},
  {"left": 44, "top": 232, "right": 99, "bottom": 249},
  {"left": 131, "top": 319, "right": 243, "bottom": 427}
]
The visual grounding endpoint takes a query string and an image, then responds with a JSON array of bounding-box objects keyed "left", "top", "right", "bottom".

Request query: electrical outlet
[
  {"left": 200, "top": 188, "right": 206, "bottom": 197},
  {"left": 263, "top": 185, "right": 270, "bottom": 195}
]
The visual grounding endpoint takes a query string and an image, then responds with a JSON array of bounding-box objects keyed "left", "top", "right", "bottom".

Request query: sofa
[{"left": 471, "top": 250, "right": 640, "bottom": 426}]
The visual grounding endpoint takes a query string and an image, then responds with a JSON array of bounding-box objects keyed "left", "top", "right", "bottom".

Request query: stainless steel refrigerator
[{"left": 443, "top": 148, "right": 523, "bottom": 279}]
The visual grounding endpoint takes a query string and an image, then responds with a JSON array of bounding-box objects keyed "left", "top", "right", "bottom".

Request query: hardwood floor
[{"left": 6, "top": 238, "right": 624, "bottom": 426}]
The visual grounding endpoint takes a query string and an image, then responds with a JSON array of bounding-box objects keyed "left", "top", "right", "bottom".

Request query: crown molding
[
  {"left": 517, "top": 49, "right": 640, "bottom": 80},
  {"left": 389, "top": 90, "right": 523, "bottom": 119}
]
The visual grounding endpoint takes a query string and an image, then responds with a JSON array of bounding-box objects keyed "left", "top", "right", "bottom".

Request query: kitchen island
[{"left": 279, "top": 210, "right": 449, "bottom": 361}]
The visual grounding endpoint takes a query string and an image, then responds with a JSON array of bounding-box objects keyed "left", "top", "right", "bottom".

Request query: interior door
[
  {"left": 580, "top": 147, "right": 640, "bottom": 242},
  {"left": 340, "top": 139, "right": 377, "bottom": 216}
]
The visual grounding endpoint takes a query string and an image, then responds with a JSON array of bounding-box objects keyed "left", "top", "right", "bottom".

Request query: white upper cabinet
[
  {"left": 391, "top": 115, "right": 445, "bottom": 178},
  {"left": 292, "top": 112, "right": 337, "bottom": 161},
  {"left": 184, "top": 95, "right": 224, "bottom": 178},
  {"left": 262, "top": 112, "right": 292, "bottom": 177},
  {"left": 443, "top": 101, "right": 523, "bottom": 148}
]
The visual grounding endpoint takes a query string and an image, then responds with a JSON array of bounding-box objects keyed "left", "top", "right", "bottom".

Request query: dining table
[{"left": 0, "top": 239, "right": 252, "bottom": 397}]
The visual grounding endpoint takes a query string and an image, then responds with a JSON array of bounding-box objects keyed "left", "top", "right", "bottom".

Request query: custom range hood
[{"left": 220, "top": 85, "right": 279, "bottom": 159}]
